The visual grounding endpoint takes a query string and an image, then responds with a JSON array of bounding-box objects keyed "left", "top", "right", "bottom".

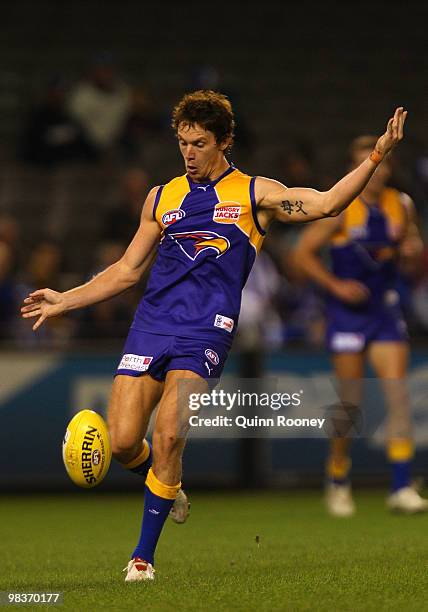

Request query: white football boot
[
  {"left": 124, "top": 557, "right": 155, "bottom": 582},
  {"left": 387, "top": 486, "right": 428, "bottom": 514},
  {"left": 169, "top": 488, "right": 190, "bottom": 524},
  {"left": 325, "top": 483, "right": 356, "bottom": 517}
]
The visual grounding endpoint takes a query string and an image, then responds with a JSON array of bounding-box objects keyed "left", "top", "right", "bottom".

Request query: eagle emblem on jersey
[{"left": 169, "top": 231, "right": 230, "bottom": 260}]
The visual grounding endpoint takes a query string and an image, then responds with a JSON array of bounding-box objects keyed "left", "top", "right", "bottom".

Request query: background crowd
[{"left": 0, "top": 47, "right": 427, "bottom": 351}]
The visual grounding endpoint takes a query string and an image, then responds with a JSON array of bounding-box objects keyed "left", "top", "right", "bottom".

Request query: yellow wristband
[{"left": 369, "top": 149, "right": 384, "bottom": 164}]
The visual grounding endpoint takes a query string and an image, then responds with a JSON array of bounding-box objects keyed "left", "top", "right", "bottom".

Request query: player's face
[
  {"left": 353, "top": 149, "right": 391, "bottom": 191},
  {"left": 177, "top": 123, "right": 228, "bottom": 182}
]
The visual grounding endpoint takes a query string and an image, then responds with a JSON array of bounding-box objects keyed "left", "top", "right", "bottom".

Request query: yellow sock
[
  {"left": 146, "top": 468, "right": 181, "bottom": 500},
  {"left": 326, "top": 456, "right": 351, "bottom": 482},
  {"left": 387, "top": 438, "right": 414, "bottom": 462}
]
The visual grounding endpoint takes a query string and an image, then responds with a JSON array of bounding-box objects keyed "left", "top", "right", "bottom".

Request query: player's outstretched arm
[
  {"left": 256, "top": 107, "right": 407, "bottom": 227},
  {"left": 21, "top": 186, "right": 162, "bottom": 331}
]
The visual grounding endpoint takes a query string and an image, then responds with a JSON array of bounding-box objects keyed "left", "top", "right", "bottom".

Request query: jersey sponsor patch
[
  {"left": 213, "top": 202, "right": 241, "bottom": 224},
  {"left": 118, "top": 353, "right": 153, "bottom": 372},
  {"left": 331, "top": 332, "right": 365, "bottom": 352},
  {"left": 161, "top": 209, "right": 186, "bottom": 226},
  {"left": 205, "top": 348, "right": 220, "bottom": 365},
  {"left": 214, "top": 313, "right": 234, "bottom": 333}
]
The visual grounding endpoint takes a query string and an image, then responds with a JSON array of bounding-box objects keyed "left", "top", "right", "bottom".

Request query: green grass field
[{"left": 1, "top": 491, "right": 427, "bottom": 611}]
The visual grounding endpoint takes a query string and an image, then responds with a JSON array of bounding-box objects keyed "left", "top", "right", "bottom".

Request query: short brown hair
[
  {"left": 349, "top": 135, "right": 378, "bottom": 161},
  {"left": 172, "top": 90, "right": 235, "bottom": 148}
]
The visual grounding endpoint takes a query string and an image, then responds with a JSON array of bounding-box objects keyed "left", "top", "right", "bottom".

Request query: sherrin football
[{"left": 62, "top": 409, "right": 112, "bottom": 488}]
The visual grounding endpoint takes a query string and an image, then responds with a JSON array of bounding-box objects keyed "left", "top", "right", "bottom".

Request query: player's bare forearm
[
  {"left": 324, "top": 107, "right": 407, "bottom": 218},
  {"left": 293, "top": 218, "right": 341, "bottom": 292},
  {"left": 271, "top": 158, "right": 379, "bottom": 223},
  {"left": 296, "top": 248, "right": 339, "bottom": 293},
  {"left": 322, "top": 157, "right": 381, "bottom": 217},
  {"left": 21, "top": 246, "right": 156, "bottom": 330},
  {"left": 61, "top": 259, "right": 145, "bottom": 312},
  {"left": 21, "top": 185, "right": 161, "bottom": 330},
  {"left": 294, "top": 218, "right": 370, "bottom": 303},
  {"left": 256, "top": 107, "right": 407, "bottom": 226}
]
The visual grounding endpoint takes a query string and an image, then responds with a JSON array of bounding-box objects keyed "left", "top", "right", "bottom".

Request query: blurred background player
[
  {"left": 294, "top": 135, "right": 427, "bottom": 516},
  {"left": 21, "top": 93, "right": 407, "bottom": 581}
]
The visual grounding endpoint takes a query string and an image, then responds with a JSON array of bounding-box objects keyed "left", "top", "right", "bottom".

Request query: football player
[
  {"left": 294, "top": 135, "right": 426, "bottom": 516},
  {"left": 21, "top": 91, "right": 407, "bottom": 579}
]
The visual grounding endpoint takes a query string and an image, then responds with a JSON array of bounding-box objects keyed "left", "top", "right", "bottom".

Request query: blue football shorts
[
  {"left": 326, "top": 293, "right": 408, "bottom": 353},
  {"left": 116, "top": 328, "right": 231, "bottom": 381}
]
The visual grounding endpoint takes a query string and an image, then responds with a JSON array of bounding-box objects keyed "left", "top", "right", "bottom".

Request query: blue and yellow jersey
[
  {"left": 133, "top": 165, "right": 265, "bottom": 342},
  {"left": 329, "top": 187, "right": 407, "bottom": 306}
]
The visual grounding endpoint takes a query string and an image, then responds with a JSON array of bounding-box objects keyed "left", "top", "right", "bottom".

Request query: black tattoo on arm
[{"left": 280, "top": 200, "right": 308, "bottom": 215}]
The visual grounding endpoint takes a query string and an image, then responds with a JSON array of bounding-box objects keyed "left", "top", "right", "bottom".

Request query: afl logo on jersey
[
  {"left": 213, "top": 201, "right": 241, "bottom": 224},
  {"left": 162, "top": 209, "right": 186, "bottom": 226},
  {"left": 205, "top": 348, "right": 219, "bottom": 365}
]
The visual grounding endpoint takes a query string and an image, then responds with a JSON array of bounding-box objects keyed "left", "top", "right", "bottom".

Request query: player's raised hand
[
  {"left": 20, "top": 288, "right": 66, "bottom": 331},
  {"left": 374, "top": 107, "right": 407, "bottom": 159}
]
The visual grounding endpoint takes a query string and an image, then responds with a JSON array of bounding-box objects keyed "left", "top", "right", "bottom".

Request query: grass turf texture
[{"left": 1, "top": 492, "right": 427, "bottom": 611}]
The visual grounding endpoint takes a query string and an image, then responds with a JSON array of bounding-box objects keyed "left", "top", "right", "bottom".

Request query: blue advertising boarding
[{"left": 0, "top": 350, "right": 427, "bottom": 490}]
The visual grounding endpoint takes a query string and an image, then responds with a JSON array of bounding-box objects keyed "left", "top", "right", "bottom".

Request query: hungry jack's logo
[
  {"left": 213, "top": 201, "right": 241, "bottom": 223},
  {"left": 169, "top": 231, "right": 230, "bottom": 260}
]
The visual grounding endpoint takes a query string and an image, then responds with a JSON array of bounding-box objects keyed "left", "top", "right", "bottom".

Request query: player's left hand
[
  {"left": 375, "top": 107, "right": 407, "bottom": 158},
  {"left": 20, "top": 288, "right": 65, "bottom": 331}
]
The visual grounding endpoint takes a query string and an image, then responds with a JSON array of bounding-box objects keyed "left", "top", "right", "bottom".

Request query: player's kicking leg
[
  {"left": 121, "top": 439, "right": 190, "bottom": 524},
  {"left": 122, "top": 369, "right": 206, "bottom": 582},
  {"left": 108, "top": 373, "right": 162, "bottom": 581},
  {"left": 109, "top": 369, "right": 190, "bottom": 529}
]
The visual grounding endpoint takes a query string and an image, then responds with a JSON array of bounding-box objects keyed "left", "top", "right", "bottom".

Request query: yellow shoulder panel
[
  {"left": 155, "top": 175, "right": 190, "bottom": 228},
  {"left": 380, "top": 188, "right": 406, "bottom": 227},
  {"left": 215, "top": 171, "right": 265, "bottom": 252},
  {"left": 331, "top": 198, "right": 368, "bottom": 245}
]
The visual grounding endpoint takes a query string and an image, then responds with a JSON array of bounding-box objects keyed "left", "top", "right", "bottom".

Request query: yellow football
[{"left": 62, "top": 410, "right": 112, "bottom": 488}]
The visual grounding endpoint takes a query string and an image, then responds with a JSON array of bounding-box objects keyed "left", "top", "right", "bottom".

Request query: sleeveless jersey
[
  {"left": 132, "top": 165, "right": 265, "bottom": 342},
  {"left": 329, "top": 187, "right": 407, "bottom": 307}
]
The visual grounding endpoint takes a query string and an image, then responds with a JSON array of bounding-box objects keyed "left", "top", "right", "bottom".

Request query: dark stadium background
[{"left": 0, "top": 0, "right": 427, "bottom": 492}]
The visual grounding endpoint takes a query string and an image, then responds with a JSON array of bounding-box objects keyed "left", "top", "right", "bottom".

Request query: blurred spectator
[
  {"left": 276, "top": 141, "right": 320, "bottom": 189},
  {"left": 68, "top": 52, "right": 131, "bottom": 159},
  {"left": 0, "top": 241, "right": 16, "bottom": 340},
  {"left": 277, "top": 245, "right": 326, "bottom": 346},
  {"left": 27, "top": 239, "right": 63, "bottom": 288},
  {"left": 76, "top": 241, "right": 138, "bottom": 340},
  {"left": 0, "top": 214, "right": 20, "bottom": 255},
  {"left": 20, "top": 76, "right": 91, "bottom": 166},
  {"left": 409, "top": 247, "right": 428, "bottom": 333},
  {"left": 237, "top": 251, "right": 283, "bottom": 352},
  {"left": 415, "top": 152, "right": 428, "bottom": 202},
  {"left": 280, "top": 281, "right": 326, "bottom": 347},
  {"left": 120, "top": 87, "right": 164, "bottom": 162},
  {"left": 189, "top": 65, "right": 253, "bottom": 153},
  {"left": 104, "top": 168, "right": 150, "bottom": 243},
  {"left": 14, "top": 239, "right": 73, "bottom": 347}
]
